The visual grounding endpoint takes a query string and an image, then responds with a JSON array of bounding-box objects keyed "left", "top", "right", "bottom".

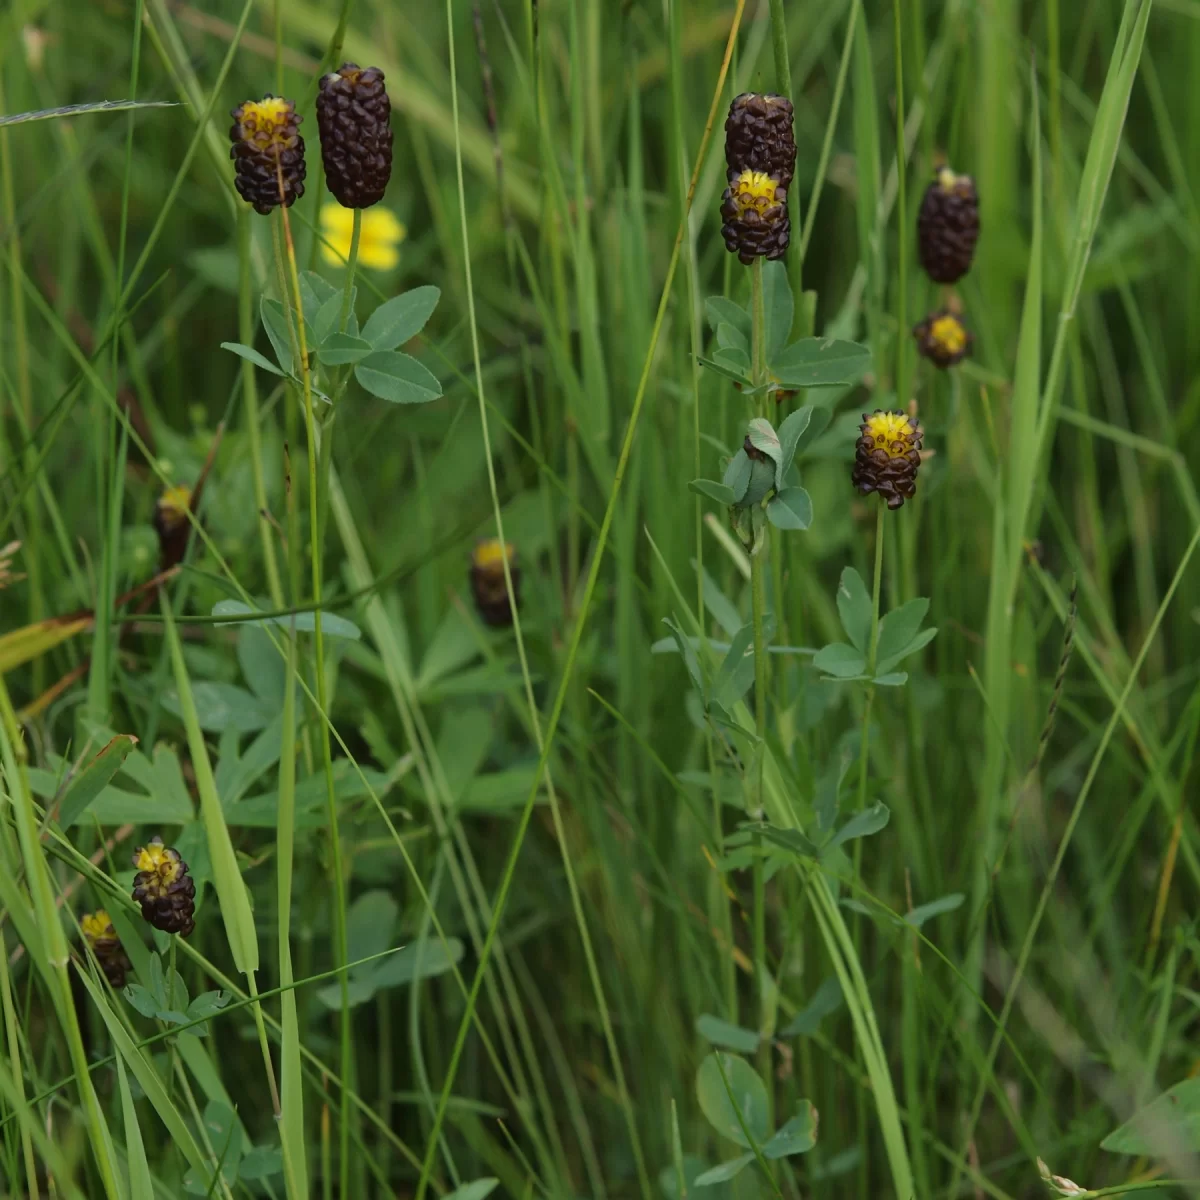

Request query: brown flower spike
[
  {"left": 229, "top": 96, "right": 306, "bottom": 215},
  {"left": 470, "top": 539, "right": 520, "bottom": 628},
  {"left": 153, "top": 484, "right": 193, "bottom": 571},
  {"left": 916, "top": 166, "right": 980, "bottom": 284},
  {"left": 720, "top": 93, "right": 796, "bottom": 265},
  {"left": 913, "top": 309, "right": 972, "bottom": 369},
  {"left": 316, "top": 63, "right": 393, "bottom": 209},
  {"left": 851, "top": 410, "right": 924, "bottom": 509},
  {"left": 81, "top": 910, "right": 132, "bottom": 989},
  {"left": 132, "top": 837, "right": 196, "bottom": 937}
]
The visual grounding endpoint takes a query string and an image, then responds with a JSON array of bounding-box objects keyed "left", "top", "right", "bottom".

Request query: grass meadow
[{"left": 1, "top": 0, "right": 1198, "bottom": 1196}]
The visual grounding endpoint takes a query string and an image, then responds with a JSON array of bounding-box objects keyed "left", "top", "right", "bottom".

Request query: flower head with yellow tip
[
  {"left": 721, "top": 93, "right": 795, "bottom": 265},
  {"left": 851, "top": 410, "right": 924, "bottom": 509},
  {"left": 316, "top": 63, "right": 393, "bottom": 209},
  {"left": 131, "top": 836, "right": 196, "bottom": 938},
  {"left": 320, "top": 203, "right": 405, "bottom": 270},
  {"left": 153, "top": 483, "right": 194, "bottom": 570},
  {"left": 470, "top": 538, "right": 520, "bottom": 628},
  {"left": 81, "top": 909, "right": 132, "bottom": 988},
  {"left": 917, "top": 163, "right": 979, "bottom": 283},
  {"left": 229, "top": 95, "right": 306, "bottom": 215},
  {"left": 913, "top": 308, "right": 972, "bottom": 368}
]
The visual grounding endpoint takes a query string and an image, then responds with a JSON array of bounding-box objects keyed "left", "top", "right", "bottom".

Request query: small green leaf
[
  {"left": 825, "top": 802, "right": 890, "bottom": 853},
  {"left": 696, "top": 1052, "right": 770, "bottom": 1148},
  {"left": 762, "top": 260, "right": 793, "bottom": 359},
  {"left": 219, "top": 342, "right": 285, "bottom": 377},
  {"left": 696, "top": 1014, "right": 761, "bottom": 1054},
  {"left": 355, "top": 351, "right": 442, "bottom": 404},
  {"left": 781, "top": 977, "right": 842, "bottom": 1036},
  {"left": 238, "top": 1146, "right": 284, "bottom": 1181},
  {"left": 767, "top": 487, "right": 812, "bottom": 531},
  {"left": 774, "top": 406, "right": 812, "bottom": 484},
  {"left": 763, "top": 1102, "right": 818, "bottom": 1157},
  {"left": 712, "top": 623, "right": 756, "bottom": 711},
  {"left": 875, "top": 598, "right": 930, "bottom": 664},
  {"left": 313, "top": 288, "right": 353, "bottom": 344},
  {"left": 316, "top": 333, "right": 373, "bottom": 366},
  {"left": 159, "top": 683, "right": 273, "bottom": 734},
  {"left": 721, "top": 451, "right": 753, "bottom": 502},
  {"left": 689, "top": 479, "right": 736, "bottom": 506},
  {"left": 714, "top": 346, "right": 752, "bottom": 375},
  {"left": 663, "top": 617, "right": 705, "bottom": 700},
  {"left": 186, "top": 990, "right": 231, "bottom": 1020},
  {"left": 260, "top": 297, "right": 297, "bottom": 375},
  {"left": 904, "top": 893, "right": 964, "bottom": 927},
  {"left": 835, "top": 568, "right": 873, "bottom": 652},
  {"left": 56, "top": 735, "right": 138, "bottom": 828},
  {"left": 743, "top": 822, "right": 821, "bottom": 860},
  {"left": 697, "top": 355, "right": 751, "bottom": 385},
  {"left": 1101, "top": 1078, "right": 1200, "bottom": 1155},
  {"left": 298, "top": 269, "right": 337, "bottom": 316},
  {"left": 771, "top": 337, "right": 871, "bottom": 388},
  {"left": 361, "top": 285, "right": 440, "bottom": 350},
  {"left": 873, "top": 671, "right": 908, "bottom": 686},
  {"left": 123, "top": 983, "right": 161, "bottom": 1019},
  {"left": 705, "top": 295, "right": 750, "bottom": 337},
  {"left": 746, "top": 417, "right": 781, "bottom": 463},
  {"left": 211, "top": 600, "right": 362, "bottom": 641},
  {"left": 444, "top": 1181, "right": 500, "bottom": 1200},
  {"left": 715, "top": 321, "right": 748, "bottom": 355},
  {"left": 694, "top": 1154, "right": 754, "bottom": 1186},
  {"left": 813, "top": 642, "right": 867, "bottom": 679},
  {"left": 372, "top": 938, "right": 464, "bottom": 987},
  {"left": 876, "top": 626, "right": 938, "bottom": 676}
]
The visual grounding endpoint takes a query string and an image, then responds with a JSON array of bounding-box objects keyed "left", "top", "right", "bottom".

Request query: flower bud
[
  {"left": 316, "top": 63, "right": 393, "bottom": 209},
  {"left": 229, "top": 96, "right": 306, "bottom": 215},
  {"left": 132, "top": 837, "right": 196, "bottom": 937}
]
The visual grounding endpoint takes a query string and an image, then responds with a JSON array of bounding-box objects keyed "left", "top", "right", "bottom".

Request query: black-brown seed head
[
  {"left": 724, "top": 93, "right": 796, "bottom": 189},
  {"left": 81, "top": 910, "right": 132, "bottom": 989},
  {"left": 316, "top": 63, "right": 393, "bottom": 209},
  {"left": 470, "top": 539, "right": 519, "bottom": 628},
  {"left": 851, "top": 410, "right": 923, "bottom": 509},
  {"left": 229, "top": 96, "right": 306, "bottom": 215},
  {"left": 913, "top": 309, "right": 972, "bottom": 369},
  {"left": 131, "top": 837, "right": 196, "bottom": 938},
  {"left": 153, "top": 483, "right": 192, "bottom": 570},
  {"left": 720, "top": 168, "right": 791, "bottom": 265},
  {"left": 916, "top": 166, "right": 979, "bottom": 284}
]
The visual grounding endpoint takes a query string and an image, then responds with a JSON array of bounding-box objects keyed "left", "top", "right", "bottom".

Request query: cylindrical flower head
[
  {"left": 316, "top": 63, "right": 393, "bottom": 209},
  {"left": 154, "top": 483, "right": 193, "bottom": 571},
  {"left": 81, "top": 909, "right": 132, "bottom": 989},
  {"left": 132, "top": 837, "right": 196, "bottom": 937},
  {"left": 851, "top": 410, "right": 924, "bottom": 509},
  {"left": 470, "top": 539, "right": 519, "bottom": 628},
  {"left": 917, "top": 166, "right": 979, "bottom": 284},
  {"left": 913, "top": 309, "right": 972, "bottom": 369},
  {"left": 720, "top": 169, "right": 791, "bottom": 265},
  {"left": 725, "top": 93, "right": 796, "bottom": 190},
  {"left": 229, "top": 96, "right": 306, "bottom": 215}
]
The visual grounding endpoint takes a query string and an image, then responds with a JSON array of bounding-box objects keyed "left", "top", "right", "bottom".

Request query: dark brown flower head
[
  {"left": 131, "top": 837, "right": 196, "bottom": 938},
  {"left": 917, "top": 166, "right": 979, "bottom": 284},
  {"left": 316, "top": 63, "right": 393, "bottom": 209},
  {"left": 470, "top": 539, "right": 520, "bottom": 628},
  {"left": 913, "top": 309, "right": 972, "bottom": 369},
  {"left": 851, "top": 410, "right": 924, "bottom": 509},
  {"left": 725, "top": 93, "right": 796, "bottom": 190},
  {"left": 720, "top": 169, "right": 791, "bottom": 265},
  {"left": 153, "top": 484, "right": 193, "bottom": 571},
  {"left": 229, "top": 96, "right": 306, "bottom": 215},
  {"left": 81, "top": 909, "right": 132, "bottom": 989}
]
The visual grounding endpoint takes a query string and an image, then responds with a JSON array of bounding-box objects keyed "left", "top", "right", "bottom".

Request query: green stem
[
  {"left": 337, "top": 209, "right": 361, "bottom": 334},
  {"left": 275, "top": 201, "right": 351, "bottom": 1200},
  {"left": 857, "top": 501, "right": 886, "bottom": 811},
  {"left": 893, "top": 0, "right": 909, "bottom": 400}
]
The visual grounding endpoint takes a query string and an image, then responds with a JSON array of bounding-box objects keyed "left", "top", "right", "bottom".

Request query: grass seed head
[
  {"left": 316, "top": 63, "right": 393, "bottom": 210},
  {"left": 229, "top": 95, "right": 306, "bottom": 215},
  {"left": 132, "top": 836, "right": 196, "bottom": 938},
  {"left": 852, "top": 410, "right": 924, "bottom": 509}
]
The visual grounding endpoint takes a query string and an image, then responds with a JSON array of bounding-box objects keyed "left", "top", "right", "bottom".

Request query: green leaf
[
  {"left": 904, "top": 893, "right": 965, "bottom": 928},
  {"left": 762, "top": 260, "right": 793, "bottom": 360},
  {"left": 813, "top": 642, "right": 867, "bottom": 679},
  {"left": 714, "top": 346, "right": 752, "bottom": 376},
  {"left": 219, "top": 342, "right": 285, "bottom": 377},
  {"left": 743, "top": 822, "right": 820, "bottom": 860},
  {"left": 695, "top": 1014, "right": 761, "bottom": 1054},
  {"left": 372, "top": 938, "right": 464, "bottom": 988},
  {"left": 238, "top": 1146, "right": 284, "bottom": 1181},
  {"left": 697, "top": 355, "right": 751, "bottom": 385},
  {"left": 875, "top": 598, "right": 930, "bottom": 664},
  {"left": 770, "top": 337, "right": 871, "bottom": 388},
  {"left": 767, "top": 487, "right": 812, "bottom": 531},
  {"left": 444, "top": 1181, "right": 500, "bottom": 1200},
  {"left": 746, "top": 417, "right": 781, "bottom": 464},
  {"left": 825, "top": 802, "right": 890, "bottom": 853},
  {"left": 346, "top": 890, "right": 399, "bottom": 965},
  {"left": 298, "top": 269, "right": 337, "bottom": 317},
  {"left": 313, "top": 288, "right": 353, "bottom": 345},
  {"left": 696, "top": 1052, "right": 770, "bottom": 1148},
  {"left": 260, "top": 297, "right": 297, "bottom": 375},
  {"left": 56, "top": 734, "right": 138, "bottom": 828},
  {"left": 123, "top": 983, "right": 161, "bottom": 1019},
  {"left": 211, "top": 600, "right": 361, "bottom": 641},
  {"left": 361, "top": 285, "right": 440, "bottom": 349},
  {"left": 873, "top": 672, "right": 908, "bottom": 686},
  {"left": 316, "top": 333, "right": 373, "bottom": 366},
  {"left": 187, "top": 990, "right": 231, "bottom": 1020},
  {"left": 781, "top": 977, "right": 842, "bottom": 1036},
  {"left": 721, "top": 451, "right": 753, "bottom": 502},
  {"left": 159, "top": 682, "right": 273, "bottom": 734},
  {"left": 1101, "top": 1078, "right": 1200, "bottom": 1155},
  {"left": 663, "top": 617, "right": 705, "bottom": 700},
  {"left": 688, "top": 479, "right": 736, "bottom": 506},
  {"left": 116, "top": 1056, "right": 155, "bottom": 1200},
  {"left": 355, "top": 351, "right": 442, "bottom": 404},
  {"left": 694, "top": 1154, "right": 754, "bottom": 1186},
  {"left": 704, "top": 295, "right": 750, "bottom": 337},
  {"left": 876, "top": 626, "right": 938, "bottom": 676},
  {"left": 715, "top": 321, "right": 748, "bottom": 356},
  {"left": 712, "top": 623, "right": 756, "bottom": 711},
  {"left": 763, "top": 1102, "right": 818, "bottom": 1157},
  {"left": 774, "top": 406, "right": 812, "bottom": 485},
  {"left": 182, "top": 1101, "right": 242, "bottom": 1194}
]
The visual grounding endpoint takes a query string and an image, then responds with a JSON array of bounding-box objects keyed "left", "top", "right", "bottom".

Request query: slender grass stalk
[
  {"left": 337, "top": 209, "right": 361, "bottom": 333},
  {"left": 0, "top": 936, "right": 38, "bottom": 1200},
  {"left": 857, "top": 501, "right": 886, "bottom": 811}
]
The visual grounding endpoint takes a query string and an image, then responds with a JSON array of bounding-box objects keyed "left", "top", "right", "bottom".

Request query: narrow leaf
[
  {"left": 56, "top": 734, "right": 138, "bottom": 828},
  {"left": 825, "top": 802, "right": 890, "bottom": 853},
  {"left": 689, "top": 479, "right": 736, "bottom": 506},
  {"left": 694, "top": 1154, "right": 754, "bottom": 1186},
  {"left": 836, "top": 567, "right": 872, "bottom": 652},
  {"left": 219, "top": 342, "right": 285, "bottom": 377},
  {"left": 696, "top": 1014, "right": 761, "bottom": 1054},
  {"left": 361, "top": 286, "right": 440, "bottom": 350}
]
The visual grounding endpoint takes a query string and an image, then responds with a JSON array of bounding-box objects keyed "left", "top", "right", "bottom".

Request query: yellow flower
[
  {"left": 727, "top": 169, "right": 784, "bottom": 219},
  {"left": 320, "top": 203, "right": 405, "bottom": 270}
]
